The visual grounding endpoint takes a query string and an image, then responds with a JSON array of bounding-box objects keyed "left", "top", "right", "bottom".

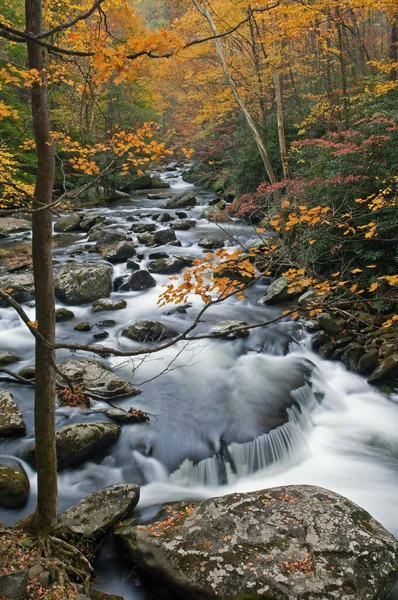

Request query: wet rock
[
  {"left": 198, "top": 237, "right": 224, "bottom": 250},
  {"left": 116, "top": 485, "right": 398, "bottom": 600},
  {"left": 201, "top": 206, "right": 231, "bottom": 223},
  {"left": 0, "top": 567, "right": 29, "bottom": 599},
  {"left": 0, "top": 218, "right": 31, "bottom": 237},
  {"left": 95, "top": 319, "right": 116, "bottom": 329},
  {"left": 25, "top": 421, "right": 121, "bottom": 471},
  {"left": 88, "top": 223, "right": 106, "bottom": 242},
  {"left": 148, "top": 251, "right": 169, "bottom": 259},
  {"left": 368, "top": 354, "right": 398, "bottom": 384},
  {"left": 0, "top": 459, "right": 30, "bottom": 508},
  {"left": 121, "top": 174, "right": 152, "bottom": 190},
  {"left": 130, "top": 223, "right": 157, "bottom": 234},
  {"left": 357, "top": 349, "right": 379, "bottom": 375},
  {"left": 312, "top": 330, "right": 331, "bottom": 350},
  {"left": 58, "top": 483, "right": 139, "bottom": 540},
  {"left": 74, "top": 322, "right": 92, "bottom": 331},
  {"left": 126, "top": 260, "right": 140, "bottom": 271},
  {"left": 153, "top": 228, "right": 177, "bottom": 245},
  {"left": 0, "top": 272, "right": 35, "bottom": 305},
  {"left": 55, "top": 263, "right": 113, "bottom": 304},
  {"left": 54, "top": 213, "right": 83, "bottom": 233},
  {"left": 92, "top": 298, "right": 127, "bottom": 312},
  {"left": 165, "top": 191, "right": 196, "bottom": 209},
  {"left": 341, "top": 343, "right": 365, "bottom": 371},
  {"left": 151, "top": 175, "right": 170, "bottom": 189},
  {"left": 96, "top": 228, "right": 127, "bottom": 251},
  {"left": 18, "top": 366, "right": 35, "bottom": 380},
  {"left": 122, "top": 320, "right": 177, "bottom": 343},
  {"left": 0, "top": 350, "right": 20, "bottom": 366},
  {"left": 317, "top": 312, "right": 343, "bottom": 337},
  {"left": 147, "top": 193, "right": 172, "bottom": 200},
  {"left": 93, "top": 331, "right": 109, "bottom": 340},
  {"left": 210, "top": 320, "right": 250, "bottom": 340},
  {"left": 58, "top": 358, "right": 138, "bottom": 398},
  {"left": 164, "top": 304, "right": 192, "bottom": 316},
  {"left": 176, "top": 211, "right": 188, "bottom": 219},
  {"left": 118, "top": 270, "right": 156, "bottom": 292},
  {"left": 104, "top": 241, "right": 136, "bottom": 263},
  {"left": 103, "top": 407, "right": 150, "bottom": 425},
  {"left": 170, "top": 219, "right": 196, "bottom": 230},
  {"left": 55, "top": 307, "right": 75, "bottom": 322},
  {"left": 258, "top": 277, "right": 290, "bottom": 305},
  {"left": 157, "top": 213, "right": 173, "bottom": 223},
  {"left": 0, "top": 391, "right": 26, "bottom": 437},
  {"left": 318, "top": 342, "right": 335, "bottom": 359},
  {"left": 148, "top": 255, "right": 193, "bottom": 275},
  {"left": 137, "top": 233, "right": 154, "bottom": 245},
  {"left": 80, "top": 214, "right": 105, "bottom": 231},
  {"left": 298, "top": 289, "right": 318, "bottom": 306}
]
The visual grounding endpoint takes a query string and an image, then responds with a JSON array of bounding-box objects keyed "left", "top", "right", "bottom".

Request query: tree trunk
[
  {"left": 389, "top": 12, "right": 398, "bottom": 82},
  {"left": 273, "top": 71, "right": 291, "bottom": 180},
  {"left": 192, "top": 0, "right": 277, "bottom": 184},
  {"left": 25, "top": 0, "right": 58, "bottom": 536}
]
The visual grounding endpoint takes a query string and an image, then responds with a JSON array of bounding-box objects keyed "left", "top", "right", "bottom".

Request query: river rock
[
  {"left": 0, "top": 272, "right": 35, "bottom": 305},
  {"left": 96, "top": 228, "right": 127, "bottom": 251},
  {"left": 92, "top": 298, "right": 127, "bottom": 312},
  {"left": 122, "top": 320, "right": 177, "bottom": 344},
  {"left": 58, "top": 483, "right": 140, "bottom": 540},
  {"left": 103, "top": 241, "right": 136, "bottom": 263},
  {"left": 58, "top": 358, "right": 138, "bottom": 398},
  {"left": 147, "top": 193, "right": 171, "bottom": 200},
  {"left": 80, "top": 214, "right": 105, "bottom": 231},
  {"left": 0, "top": 391, "right": 26, "bottom": 437},
  {"left": 157, "top": 213, "right": 173, "bottom": 223},
  {"left": 55, "top": 307, "right": 75, "bottom": 322},
  {"left": 368, "top": 354, "right": 398, "bottom": 384},
  {"left": 210, "top": 320, "right": 250, "bottom": 340},
  {"left": 137, "top": 233, "right": 154, "bottom": 245},
  {"left": 198, "top": 237, "right": 224, "bottom": 249},
  {"left": 201, "top": 206, "right": 231, "bottom": 223},
  {"left": 0, "top": 459, "right": 30, "bottom": 508},
  {"left": 170, "top": 219, "right": 196, "bottom": 230},
  {"left": 0, "top": 350, "right": 20, "bottom": 366},
  {"left": 165, "top": 191, "right": 196, "bottom": 209},
  {"left": 127, "top": 259, "right": 140, "bottom": 271},
  {"left": 0, "top": 218, "right": 31, "bottom": 237},
  {"left": 130, "top": 223, "right": 157, "bottom": 234},
  {"left": 341, "top": 343, "right": 365, "bottom": 371},
  {"left": 151, "top": 175, "right": 170, "bottom": 189},
  {"left": 118, "top": 270, "right": 156, "bottom": 292},
  {"left": 259, "top": 277, "right": 290, "bottom": 304},
  {"left": 153, "top": 228, "right": 177, "bottom": 245},
  {"left": 88, "top": 223, "right": 106, "bottom": 241},
  {"left": 74, "top": 322, "right": 92, "bottom": 331},
  {"left": 54, "top": 213, "right": 83, "bottom": 233},
  {"left": 54, "top": 263, "right": 113, "bottom": 304},
  {"left": 148, "top": 255, "right": 193, "bottom": 275},
  {"left": 103, "top": 407, "right": 150, "bottom": 424},
  {"left": 116, "top": 485, "right": 398, "bottom": 600},
  {"left": 357, "top": 349, "right": 379, "bottom": 375},
  {"left": 317, "top": 313, "right": 343, "bottom": 337},
  {"left": 25, "top": 421, "right": 121, "bottom": 471},
  {"left": 0, "top": 568, "right": 29, "bottom": 599}
]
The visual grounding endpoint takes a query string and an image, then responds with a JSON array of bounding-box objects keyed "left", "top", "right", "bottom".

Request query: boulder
[
  {"left": 357, "top": 349, "right": 379, "bottom": 375},
  {"left": 0, "top": 391, "right": 26, "bottom": 437},
  {"left": 312, "top": 330, "right": 331, "bottom": 350},
  {"left": 317, "top": 313, "right": 343, "bottom": 337},
  {"left": 122, "top": 320, "right": 177, "bottom": 344},
  {"left": 0, "top": 350, "right": 20, "bottom": 366},
  {"left": 165, "top": 191, "right": 196, "bottom": 209},
  {"left": 259, "top": 277, "right": 290, "bottom": 304},
  {"left": 58, "top": 358, "right": 138, "bottom": 398},
  {"left": 151, "top": 175, "right": 170, "bottom": 189},
  {"left": 137, "top": 233, "right": 154, "bottom": 246},
  {"left": 58, "top": 483, "right": 140, "bottom": 540},
  {"left": 80, "top": 215, "right": 105, "bottom": 231},
  {"left": 88, "top": 223, "right": 106, "bottom": 242},
  {"left": 198, "top": 238, "right": 224, "bottom": 250},
  {"left": 74, "top": 322, "right": 92, "bottom": 331},
  {"left": 0, "top": 568, "right": 29, "bottom": 599},
  {"left": 96, "top": 228, "right": 127, "bottom": 251},
  {"left": 201, "top": 206, "right": 231, "bottom": 223},
  {"left": 55, "top": 307, "right": 75, "bottom": 322},
  {"left": 121, "top": 174, "right": 152, "bottom": 190},
  {"left": 0, "top": 459, "right": 30, "bottom": 508},
  {"left": 25, "top": 421, "right": 121, "bottom": 471},
  {"left": 148, "top": 255, "right": 193, "bottom": 275},
  {"left": 170, "top": 219, "right": 196, "bottom": 230},
  {"left": 54, "top": 213, "right": 83, "bottom": 233},
  {"left": 130, "top": 223, "right": 157, "bottom": 234},
  {"left": 0, "top": 218, "right": 31, "bottom": 237},
  {"left": 127, "top": 260, "right": 140, "bottom": 271},
  {"left": 116, "top": 485, "right": 398, "bottom": 600},
  {"left": 54, "top": 263, "right": 113, "bottom": 304},
  {"left": 210, "top": 320, "right": 250, "bottom": 340},
  {"left": 341, "top": 343, "right": 365, "bottom": 371},
  {"left": 103, "top": 407, "right": 150, "bottom": 425},
  {"left": 0, "top": 272, "right": 35, "bottom": 305},
  {"left": 92, "top": 298, "right": 127, "bottom": 312},
  {"left": 147, "top": 193, "right": 172, "bottom": 200},
  {"left": 153, "top": 228, "right": 177, "bottom": 245},
  {"left": 368, "top": 354, "right": 398, "bottom": 384},
  {"left": 103, "top": 241, "right": 136, "bottom": 263},
  {"left": 118, "top": 270, "right": 156, "bottom": 292}
]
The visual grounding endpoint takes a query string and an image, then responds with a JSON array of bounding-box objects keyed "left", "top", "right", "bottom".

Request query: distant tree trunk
[
  {"left": 192, "top": 0, "right": 277, "bottom": 184},
  {"left": 389, "top": 12, "right": 398, "bottom": 82},
  {"left": 25, "top": 0, "right": 58, "bottom": 536},
  {"left": 273, "top": 71, "right": 291, "bottom": 180}
]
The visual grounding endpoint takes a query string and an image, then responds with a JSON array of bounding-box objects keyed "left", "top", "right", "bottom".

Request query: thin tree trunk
[
  {"left": 192, "top": 0, "right": 277, "bottom": 184},
  {"left": 273, "top": 71, "right": 291, "bottom": 180},
  {"left": 25, "top": 0, "right": 58, "bottom": 536},
  {"left": 389, "top": 12, "right": 398, "bottom": 82}
]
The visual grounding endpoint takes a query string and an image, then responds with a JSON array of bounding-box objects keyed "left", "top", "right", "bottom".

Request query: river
[{"left": 0, "top": 167, "right": 397, "bottom": 598}]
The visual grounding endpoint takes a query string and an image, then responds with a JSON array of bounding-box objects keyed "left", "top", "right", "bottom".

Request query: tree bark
[
  {"left": 389, "top": 12, "right": 398, "bottom": 82},
  {"left": 273, "top": 71, "right": 291, "bottom": 180},
  {"left": 25, "top": 0, "right": 58, "bottom": 536}
]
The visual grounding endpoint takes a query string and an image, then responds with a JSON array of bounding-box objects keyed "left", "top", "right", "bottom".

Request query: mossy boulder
[
  {"left": 92, "top": 298, "right": 127, "bottom": 312},
  {"left": 153, "top": 228, "right": 177, "bottom": 245},
  {"left": 122, "top": 320, "right": 177, "bottom": 344},
  {"left": 55, "top": 307, "right": 75, "bottom": 322},
  {"left": 54, "top": 213, "right": 83, "bottom": 233},
  {"left": 317, "top": 313, "right": 343, "bottom": 337},
  {"left": 0, "top": 459, "right": 30, "bottom": 508},
  {"left": 0, "top": 390, "right": 26, "bottom": 437},
  {"left": 0, "top": 350, "right": 20, "bottom": 366},
  {"left": 165, "top": 191, "right": 196, "bottom": 209},
  {"left": 259, "top": 277, "right": 290, "bottom": 305},
  {"left": 368, "top": 354, "right": 398, "bottom": 385},
  {"left": 210, "top": 320, "right": 250, "bottom": 340},
  {"left": 118, "top": 270, "right": 156, "bottom": 292},
  {"left": 57, "top": 358, "right": 139, "bottom": 398},
  {"left": 201, "top": 206, "right": 231, "bottom": 223},
  {"left": 57, "top": 483, "right": 140, "bottom": 540},
  {"left": 0, "top": 218, "right": 31, "bottom": 237},
  {"left": 115, "top": 485, "right": 398, "bottom": 600},
  {"left": 0, "top": 272, "right": 35, "bottom": 306},
  {"left": 103, "top": 241, "right": 136, "bottom": 263},
  {"left": 341, "top": 343, "right": 365, "bottom": 371},
  {"left": 96, "top": 228, "right": 126, "bottom": 252},
  {"left": 54, "top": 263, "right": 113, "bottom": 305},
  {"left": 148, "top": 255, "right": 193, "bottom": 275},
  {"left": 170, "top": 219, "right": 196, "bottom": 230},
  {"left": 25, "top": 421, "right": 121, "bottom": 471}
]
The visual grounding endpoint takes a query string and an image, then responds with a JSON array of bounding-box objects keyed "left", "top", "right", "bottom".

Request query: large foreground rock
[
  {"left": 58, "top": 483, "right": 140, "bottom": 540},
  {"left": 54, "top": 262, "right": 113, "bottom": 304},
  {"left": 165, "top": 191, "right": 196, "bottom": 209},
  {"left": 116, "top": 485, "right": 398, "bottom": 600},
  {"left": 25, "top": 422, "right": 121, "bottom": 471},
  {"left": 0, "top": 272, "right": 35, "bottom": 305},
  {"left": 0, "top": 391, "right": 26, "bottom": 437},
  {"left": 0, "top": 218, "right": 31, "bottom": 237},
  {"left": 58, "top": 358, "right": 139, "bottom": 397},
  {"left": 0, "top": 459, "right": 30, "bottom": 508}
]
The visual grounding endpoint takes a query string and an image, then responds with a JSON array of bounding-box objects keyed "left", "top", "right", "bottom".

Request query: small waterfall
[
  {"left": 132, "top": 450, "right": 169, "bottom": 484},
  {"left": 170, "top": 383, "right": 316, "bottom": 487}
]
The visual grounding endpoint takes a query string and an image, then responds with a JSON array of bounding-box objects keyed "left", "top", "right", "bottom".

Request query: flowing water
[{"left": 0, "top": 168, "right": 397, "bottom": 598}]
